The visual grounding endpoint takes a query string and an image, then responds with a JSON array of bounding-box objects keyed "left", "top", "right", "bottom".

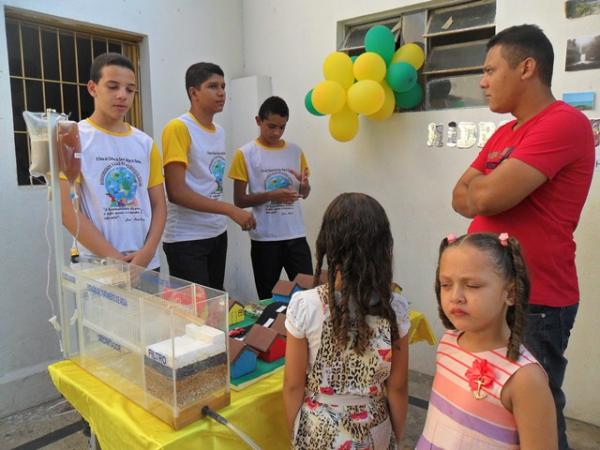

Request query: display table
[
  {"left": 48, "top": 311, "right": 435, "bottom": 450},
  {"left": 49, "top": 360, "right": 287, "bottom": 449}
]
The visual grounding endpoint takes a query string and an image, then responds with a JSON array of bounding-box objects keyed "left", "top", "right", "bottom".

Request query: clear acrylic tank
[{"left": 63, "top": 259, "right": 229, "bottom": 429}]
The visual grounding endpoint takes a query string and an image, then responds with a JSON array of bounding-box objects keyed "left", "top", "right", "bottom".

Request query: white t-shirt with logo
[
  {"left": 161, "top": 113, "right": 227, "bottom": 242},
  {"left": 77, "top": 119, "right": 164, "bottom": 268},
  {"left": 228, "top": 139, "right": 308, "bottom": 241}
]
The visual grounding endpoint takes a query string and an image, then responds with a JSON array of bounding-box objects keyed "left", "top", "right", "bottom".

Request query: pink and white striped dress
[{"left": 417, "top": 330, "right": 540, "bottom": 450}]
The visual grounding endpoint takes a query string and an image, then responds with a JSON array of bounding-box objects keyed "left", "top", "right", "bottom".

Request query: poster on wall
[
  {"left": 562, "top": 92, "right": 596, "bottom": 110},
  {"left": 565, "top": 0, "right": 600, "bottom": 19},
  {"left": 565, "top": 35, "right": 600, "bottom": 71},
  {"left": 590, "top": 118, "right": 600, "bottom": 170}
]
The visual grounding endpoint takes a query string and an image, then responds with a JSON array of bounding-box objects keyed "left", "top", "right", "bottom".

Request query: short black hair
[
  {"left": 258, "top": 96, "right": 289, "bottom": 120},
  {"left": 89, "top": 53, "right": 135, "bottom": 83},
  {"left": 185, "top": 62, "right": 224, "bottom": 99},
  {"left": 487, "top": 24, "right": 554, "bottom": 87}
]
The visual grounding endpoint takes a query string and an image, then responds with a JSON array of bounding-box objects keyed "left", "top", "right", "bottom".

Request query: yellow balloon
[
  {"left": 346, "top": 80, "right": 385, "bottom": 115},
  {"left": 312, "top": 80, "right": 346, "bottom": 115},
  {"left": 323, "top": 52, "right": 354, "bottom": 89},
  {"left": 367, "top": 82, "right": 396, "bottom": 121},
  {"left": 353, "top": 52, "right": 386, "bottom": 82},
  {"left": 329, "top": 107, "right": 359, "bottom": 142},
  {"left": 391, "top": 43, "right": 425, "bottom": 70}
]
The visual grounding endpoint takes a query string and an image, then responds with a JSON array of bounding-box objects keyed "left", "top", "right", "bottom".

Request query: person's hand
[
  {"left": 124, "top": 246, "right": 155, "bottom": 268},
  {"left": 230, "top": 207, "right": 256, "bottom": 231},
  {"left": 269, "top": 188, "right": 300, "bottom": 204},
  {"left": 289, "top": 168, "right": 309, "bottom": 198}
]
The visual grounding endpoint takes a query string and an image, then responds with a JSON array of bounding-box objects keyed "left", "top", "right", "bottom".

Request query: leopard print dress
[{"left": 292, "top": 286, "right": 397, "bottom": 450}]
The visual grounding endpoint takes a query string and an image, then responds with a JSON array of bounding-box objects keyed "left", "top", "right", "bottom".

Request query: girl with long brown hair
[{"left": 283, "top": 193, "right": 410, "bottom": 449}]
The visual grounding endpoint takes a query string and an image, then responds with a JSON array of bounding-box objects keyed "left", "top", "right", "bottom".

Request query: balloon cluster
[{"left": 305, "top": 25, "right": 425, "bottom": 142}]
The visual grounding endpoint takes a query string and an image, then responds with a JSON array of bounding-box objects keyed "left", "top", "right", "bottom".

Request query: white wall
[
  {"left": 237, "top": 0, "right": 600, "bottom": 425},
  {"left": 0, "top": 0, "right": 244, "bottom": 417}
]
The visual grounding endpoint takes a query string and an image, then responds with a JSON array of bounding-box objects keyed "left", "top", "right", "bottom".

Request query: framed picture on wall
[
  {"left": 562, "top": 91, "right": 596, "bottom": 110},
  {"left": 565, "top": 35, "right": 600, "bottom": 71},
  {"left": 565, "top": 0, "right": 600, "bottom": 19}
]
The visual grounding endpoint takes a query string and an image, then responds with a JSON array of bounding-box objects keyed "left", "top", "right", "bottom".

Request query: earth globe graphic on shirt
[
  {"left": 104, "top": 166, "right": 138, "bottom": 208},
  {"left": 265, "top": 173, "right": 292, "bottom": 191},
  {"left": 210, "top": 157, "right": 225, "bottom": 194}
]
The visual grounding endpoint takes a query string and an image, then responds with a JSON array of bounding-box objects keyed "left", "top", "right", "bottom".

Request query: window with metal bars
[
  {"left": 338, "top": 0, "right": 495, "bottom": 112},
  {"left": 5, "top": 9, "right": 143, "bottom": 186}
]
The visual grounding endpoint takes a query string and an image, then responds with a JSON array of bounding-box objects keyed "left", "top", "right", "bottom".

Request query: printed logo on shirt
[
  {"left": 264, "top": 171, "right": 295, "bottom": 216},
  {"left": 103, "top": 165, "right": 139, "bottom": 208},
  {"left": 485, "top": 146, "right": 514, "bottom": 170},
  {"left": 265, "top": 172, "right": 292, "bottom": 191},
  {"left": 209, "top": 156, "right": 225, "bottom": 195}
]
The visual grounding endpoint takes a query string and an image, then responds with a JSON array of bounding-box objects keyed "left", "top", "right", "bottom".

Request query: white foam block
[
  {"left": 185, "top": 323, "right": 225, "bottom": 346},
  {"left": 147, "top": 335, "right": 218, "bottom": 369}
]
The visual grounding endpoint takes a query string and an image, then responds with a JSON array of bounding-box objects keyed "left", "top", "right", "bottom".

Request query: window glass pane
[
  {"left": 11, "top": 78, "right": 25, "bottom": 131},
  {"left": 108, "top": 41, "right": 122, "bottom": 53},
  {"left": 341, "top": 19, "right": 399, "bottom": 50},
  {"left": 427, "top": 0, "right": 495, "bottom": 35},
  {"left": 424, "top": 39, "right": 487, "bottom": 73},
  {"left": 45, "top": 81, "right": 62, "bottom": 112},
  {"left": 401, "top": 11, "right": 426, "bottom": 46},
  {"left": 6, "top": 21, "right": 22, "bottom": 76},
  {"left": 63, "top": 83, "right": 79, "bottom": 121},
  {"left": 77, "top": 36, "right": 92, "bottom": 83},
  {"left": 25, "top": 80, "right": 44, "bottom": 112},
  {"left": 93, "top": 38, "right": 108, "bottom": 59},
  {"left": 80, "top": 86, "right": 94, "bottom": 120},
  {"left": 343, "top": 26, "right": 369, "bottom": 49},
  {"left": 41, "top": 29, "right": 60, "bottom": 80},
  {"left": 22, "top": 24, "right": 41, "bottom": 78},
  {"left": 14, "top": 133, "right": 30, "bottom": 185},
  {"left": 426, "top": 74, "right": 486, "bottom": 109},
  {"left": 60, "top": 32, "right": 77, "bottom": 82}
]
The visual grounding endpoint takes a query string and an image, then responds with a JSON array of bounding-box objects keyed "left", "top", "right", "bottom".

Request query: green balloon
[
  {"left": 386, "top": 62, "right": 417, "bottom": 93},
  {"left": 351, "top": 55, "right": 358, "bottom": 63},
  {"left": 394, "top": 83, "right": 423, "bottom": 109},
  {"left": 305, "top": 89, "right": 324, "bottom": 116},
  {"left": 364, "top": 25, "right": 395, "bottom": 65}
]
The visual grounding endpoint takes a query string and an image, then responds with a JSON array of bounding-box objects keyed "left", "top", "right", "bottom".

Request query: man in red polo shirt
[{"left": 452, "top": 25, "right": 594, "bottom": 450}]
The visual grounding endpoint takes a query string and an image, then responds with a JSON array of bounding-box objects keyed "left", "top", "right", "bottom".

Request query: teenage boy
[
  {"left": 228, "top": 96, "right": 312, "bottom": 300},
  {"left": 162, "top": 62, "right": 255, "bottom": 290},
  {"left": 60, "top": 52, "right": 166, "bottom": 269}
]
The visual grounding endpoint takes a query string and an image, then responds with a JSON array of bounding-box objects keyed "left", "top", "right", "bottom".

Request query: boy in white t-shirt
[
  {"left": 161, "top": 62, "right": 255, "bottom": 290},
  {"left": 228, "top": 96, "right": 312, "bottom": 300},
  {"left": 60, "top": 53, "right": 166, "bottom": 269}
]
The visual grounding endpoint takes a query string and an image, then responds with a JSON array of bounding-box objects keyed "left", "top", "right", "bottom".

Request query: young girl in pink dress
[{"left": 418, "top": 232, "right": 557, "bottom": 450}]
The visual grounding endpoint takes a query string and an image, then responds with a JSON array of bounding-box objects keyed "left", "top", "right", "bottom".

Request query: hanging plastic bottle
[{"left": 57, "top": 120, "right": 82, "bottom": 184}]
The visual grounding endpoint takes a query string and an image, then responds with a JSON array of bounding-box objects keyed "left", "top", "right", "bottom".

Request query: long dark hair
[
  {"left": 314, "top": 193, "right": 398, "bottom": 354},
  {"left": 435, "top": 232, "right": 530, "bottom": 361}
]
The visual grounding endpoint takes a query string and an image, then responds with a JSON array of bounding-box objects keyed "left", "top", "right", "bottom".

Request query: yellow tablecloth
[
  {"left": 48, "top": 311, "right": 435, "bottom": 450},
  {"left": 408, "top": 310, "right": 437, "bottom": 346},
  {"left": 49, "top": 360, "right": 287, "bottom": 449}
]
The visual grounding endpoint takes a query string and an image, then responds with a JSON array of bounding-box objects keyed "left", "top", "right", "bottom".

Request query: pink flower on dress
[
  {"left": 377, "top": 348, "right": 392, "bottom": 362},
  {"left": 319, "top": 386, "right": 335, "bottom": 395},
  {"left": 369, "top": 385, "right": 378, "bottom": 395},
  {"left": 304, "top": 397, "right": 321, "bottom": 410},
  {"left": 338, "top": 441, "right": 352, "bottom": 450},
  {"left": 351, "top": 410, "right": 369, "bottom": 421},
  {"left": 465, "top": 358, "right": 496, "bottom": 399}
]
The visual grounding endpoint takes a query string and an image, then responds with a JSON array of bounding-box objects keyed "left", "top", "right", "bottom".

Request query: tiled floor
[{"left": 1, "top": 370, "right": 599, "bottom": 449}]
